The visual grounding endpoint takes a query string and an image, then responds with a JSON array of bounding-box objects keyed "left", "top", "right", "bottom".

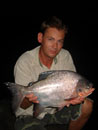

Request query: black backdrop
[{"left": 0, "top": 4, "right": 97, "bottom": 129}]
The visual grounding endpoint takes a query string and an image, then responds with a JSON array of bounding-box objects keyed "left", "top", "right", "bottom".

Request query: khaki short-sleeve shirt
[{"left": 14, "top": 46, "right": 76, "bottom": 117}]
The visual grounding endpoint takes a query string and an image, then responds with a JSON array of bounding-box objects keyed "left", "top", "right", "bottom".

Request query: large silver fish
[{"left": 5, "top": 70, "right": 94, "bottom": 119}]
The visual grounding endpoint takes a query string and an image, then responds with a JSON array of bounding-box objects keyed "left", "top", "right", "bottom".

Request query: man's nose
[{"left": 53, "top": 42, "right": 58, "bottom": 49}]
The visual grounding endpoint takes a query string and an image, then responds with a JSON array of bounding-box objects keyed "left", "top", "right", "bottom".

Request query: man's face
[{"left": 38, "top": 27, "right": 65, "bottom": 59}]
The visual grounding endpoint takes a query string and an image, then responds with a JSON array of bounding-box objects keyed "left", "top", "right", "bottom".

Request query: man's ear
[{"left": 37, "top": 32, "right": 43, "bottom": 43}]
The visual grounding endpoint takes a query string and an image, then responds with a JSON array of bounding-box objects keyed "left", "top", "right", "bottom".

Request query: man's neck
[{"left": 39, "top": 48, "right": 53, "bottom": 69}]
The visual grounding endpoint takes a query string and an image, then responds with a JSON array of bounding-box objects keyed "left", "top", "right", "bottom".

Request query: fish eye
[{"left": 78, "top": 88, "right": 82, "bottom": 92}]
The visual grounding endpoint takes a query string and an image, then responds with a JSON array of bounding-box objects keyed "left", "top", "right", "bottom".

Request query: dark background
[{"left": 0, "top": 1, "right": 98, "bottom": 129}]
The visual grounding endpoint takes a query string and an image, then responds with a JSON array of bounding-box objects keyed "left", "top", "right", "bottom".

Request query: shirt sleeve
[
  {"left": 14, "top": 54, "right": 35, "bottom": 117},
  {"left": 61, "top": 49, "right": 76, "bottom": 72},
  {"left": 14, "top": 54, "right": 33, "bottom": 86},
  {"left": 66, "top": 51, "right": 76, "bottom": 72}
]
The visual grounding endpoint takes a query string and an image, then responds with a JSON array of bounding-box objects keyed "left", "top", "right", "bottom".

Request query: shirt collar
[{"left": 39, "top": 57, "right": 57, "bottom": 68}]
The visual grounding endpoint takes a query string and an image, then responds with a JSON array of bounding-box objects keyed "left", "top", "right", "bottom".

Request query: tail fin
[{"left": 4, "top": 82, "right": 25, "bottom": 112}]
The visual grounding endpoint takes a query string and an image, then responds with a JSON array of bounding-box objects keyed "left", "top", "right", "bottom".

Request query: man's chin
[{"left": 48, "top": 54, "right": 57, "bottom": 59}]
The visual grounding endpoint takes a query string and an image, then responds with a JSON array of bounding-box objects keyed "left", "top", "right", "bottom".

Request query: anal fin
[{"left": 33, "top": 104, "right": 46, "bottom": 119}]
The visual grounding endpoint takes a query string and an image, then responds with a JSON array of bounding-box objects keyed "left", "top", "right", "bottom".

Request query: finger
[
  {"left": 32, "top": 100, "right": 39, "bottom": 103},
  {"left": 25, "top": 94, "right": 35, "bottom": 98},
  {"left": 29, "top": 96, "right": 38, "bottom": 101},
  {"left": 79, "top": 97, "right": 85, "bottom": 102},
  {"left": 69, "top": 99, "right": 82, "bottom": 105},
  {"left": 28, "top": 97, "right": 39, "bottom": 103},
  {"left": 29, "top": 97, "right": 39, "bottom": 103}
]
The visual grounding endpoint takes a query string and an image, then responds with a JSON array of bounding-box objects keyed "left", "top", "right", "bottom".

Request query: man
[{"left": 14, "top": 16, "right": 93, "bottom": 130}]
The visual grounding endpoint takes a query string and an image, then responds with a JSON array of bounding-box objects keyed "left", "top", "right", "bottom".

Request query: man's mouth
[{"left": 50, "top": 50, "right": 57, "bottom": 54}]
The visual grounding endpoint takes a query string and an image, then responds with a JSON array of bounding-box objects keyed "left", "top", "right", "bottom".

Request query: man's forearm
[{"left": 20, "top": 97, "right": 33, "bottom": 109}]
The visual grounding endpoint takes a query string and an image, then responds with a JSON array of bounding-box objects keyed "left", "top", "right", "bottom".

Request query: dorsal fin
[
  {"left": 28, "top": 82, "right": 35, "bottom": 87},
  {"left": 28, "top": 70, "right": 58, "bottom": 87},
  {"left": 38, "top": 70, "right": 57, "bottom": 81}
]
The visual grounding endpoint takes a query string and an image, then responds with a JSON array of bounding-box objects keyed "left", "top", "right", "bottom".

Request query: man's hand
[
  {"left": 25, "top": 93, "right": 39, "bottom": 103},
  {"left": 20, "top": 93, "right": 39, "bottom": 109},
  {"left": 69, "top": 87, "right": 95, "bottom": 106},
  {"left": 68, "top": 97, "right": 85, "bottom": 106}
]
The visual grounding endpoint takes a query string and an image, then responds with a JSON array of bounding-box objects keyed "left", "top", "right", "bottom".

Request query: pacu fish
[{"left": 5, "top": 70, "right": 94, "bottom": 119}]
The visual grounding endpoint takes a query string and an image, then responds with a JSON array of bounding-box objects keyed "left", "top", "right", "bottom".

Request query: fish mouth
[{"left": 78, "top": 88, "right": 95, "bottom": 97}]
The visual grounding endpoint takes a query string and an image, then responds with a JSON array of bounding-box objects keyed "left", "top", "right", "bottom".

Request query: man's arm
[
  {"left": 14, "top": 55, "right": 39, "bottom": 109},
  {"left": 20, "top": 94, "right": 39, "bottom": 109}
]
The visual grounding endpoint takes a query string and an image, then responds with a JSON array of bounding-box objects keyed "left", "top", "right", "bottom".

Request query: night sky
[{"left": 0, "top": 2, "right": 97, "bottom": 129}]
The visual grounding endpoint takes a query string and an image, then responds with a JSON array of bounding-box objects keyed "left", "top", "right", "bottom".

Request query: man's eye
[
  {"left": 48, "top": 38, "right": 54, "bottom": 40},
  {"left": 57, "top": 40, "right": 64, "bottom": 44}
]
